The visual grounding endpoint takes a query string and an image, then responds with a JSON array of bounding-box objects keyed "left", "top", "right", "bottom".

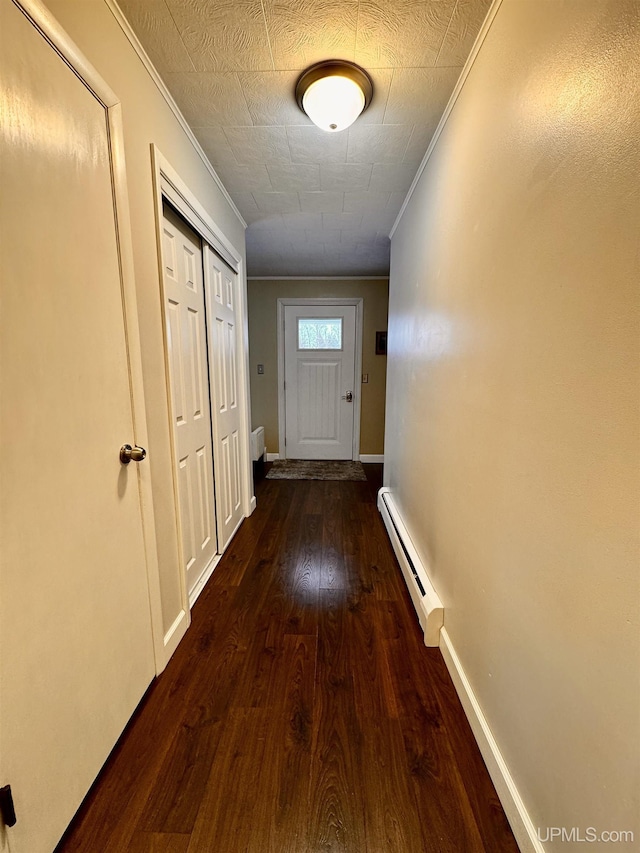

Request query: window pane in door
[{"left": 298, "top": 317, "right": 342, "bottom": 350}]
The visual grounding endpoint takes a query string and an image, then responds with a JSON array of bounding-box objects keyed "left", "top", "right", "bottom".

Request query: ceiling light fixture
[{"left": 295, "top": 60, "right": 373, "bottom": 133}]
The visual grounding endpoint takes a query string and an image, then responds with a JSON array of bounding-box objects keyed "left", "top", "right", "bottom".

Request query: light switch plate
[{"left": 362, "top": 373, "right": 369, "bottom": 383}]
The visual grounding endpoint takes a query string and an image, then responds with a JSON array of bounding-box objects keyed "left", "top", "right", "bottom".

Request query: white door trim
[
  {"left": 12, "top": 0, "right": 165, "bottom": 675},
  {"left": 277, "top": 298, "right": 363, "bottom": 461},
  {"left": 153, "top": 147, "right": 240, "bottom": 274},
  {"left": 151, "top": 148, "right": 255, "bottom": 633}
]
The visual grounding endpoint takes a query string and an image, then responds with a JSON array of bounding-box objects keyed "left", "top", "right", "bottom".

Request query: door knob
[
  {"left": 341, "top": 391, "right": 353, "bottom": 402},
  {"left": 120, "top": 444, "right": 147, "bottom": 464}
]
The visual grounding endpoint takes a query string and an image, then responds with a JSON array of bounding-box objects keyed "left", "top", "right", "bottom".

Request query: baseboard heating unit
[{"left": 377, "top": 487, "right": 444, "bottom": 646}]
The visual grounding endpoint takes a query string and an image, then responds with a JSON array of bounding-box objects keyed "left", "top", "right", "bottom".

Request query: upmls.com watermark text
[{"left": 537, "top": 827, "right": 634, "bottom": 844}]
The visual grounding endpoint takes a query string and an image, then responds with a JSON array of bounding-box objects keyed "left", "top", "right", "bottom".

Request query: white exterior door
[
  {"left": 284, "top": 304, "right": 357, "bottom": 460},
  {"left": 0, "top": 3, "right": 155, "bottom": 852},
  {"left": 204, "top": 247, "right": 244, "bottom": 550},
  {"left": 161, "top": 204, "right": 217, "bottom": 600}
]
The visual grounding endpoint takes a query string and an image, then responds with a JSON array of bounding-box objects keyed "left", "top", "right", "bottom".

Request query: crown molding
[
  {"left": 389, "top": 0, "right": 504, "bottom": 240},
  {"left": 105, "top": 0, "right": 246, "bottom": 230}
]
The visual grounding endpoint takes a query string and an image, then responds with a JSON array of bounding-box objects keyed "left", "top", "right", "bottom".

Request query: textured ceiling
[{"left": 117, "top": 0, "right": 491, "bottom": 277}]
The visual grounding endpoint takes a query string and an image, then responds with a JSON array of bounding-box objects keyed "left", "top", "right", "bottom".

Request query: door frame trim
[
  {"left": 277, "top": 298, "right": 363, "bottom": 461},
  {"left": 151, "top": 147, "right": 255, "bottom": 642},
  {"left": 11, "top": 0, "right": 166, "bottom": 674}
]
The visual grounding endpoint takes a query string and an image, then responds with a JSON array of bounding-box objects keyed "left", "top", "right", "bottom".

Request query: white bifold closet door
[
  {"left": 161, "top": 204, "right": 244, "bottom": 592},
  {"left": 204, "top": 246, "right": 244, "bottom": 550},
  {"left": 162, "top": 204, "right": 217, "bottom": 598}
]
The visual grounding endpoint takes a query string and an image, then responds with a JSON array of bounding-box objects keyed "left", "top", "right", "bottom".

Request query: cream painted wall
[
  {"left": 43, "top": 0, "right": 247, "bottom": 639},
  {"left": 386, "top": 0, "right": 639, "bottom": 849},
  {"left": 248, "top": 278, "right": 389, "bottom": 456}
]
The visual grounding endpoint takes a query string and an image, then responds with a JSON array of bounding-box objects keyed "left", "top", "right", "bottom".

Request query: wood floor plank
[
  {"left": 187, "top": 634, "right": 316, "bottom": 852},
  {"left": 131, "top": 487, "right": 301, "bottom": 836},
  {"left": 265, "top": 633, "right": 317, "bottom": 853},
  {"left": 184, "top": 709, "right": 275, "bottom": 852},
  {"left": 307, "top": 588, "right": 367, "bottom": 853},
  {"left": 423, "top": 650, "right": 519, "bottom": 851},
  {"left": 57, "top": 469, "right": 519, "bottom": 853},
  {"left": 359, "top": 716, "right": 430, "bottom": 853},
  {"left": 127, "top": 832, "right": 191, "bottom": 853},
  {"left": 262, "top": 506, "right": 320, "bottom": 643},
  {"left": 386, "top": 633, "right": 489, "bottom": 852},
  {"left": 321, "top": 482, "right": 349, "bottom": 590},
  {"left": 345, "top": 589, "right": 426, "bottom": 850},
  {"left": 136, "top": 703, "right": 225, "bottom": 834},
  {"left": 54, "top": 617, "right": 229, "bottom": 853},
  {"left": 210, "top": 479, "right": 276, "bottom": 587}
]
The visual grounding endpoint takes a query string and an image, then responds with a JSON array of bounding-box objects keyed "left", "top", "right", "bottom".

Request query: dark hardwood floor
[{"left": 56, "top": 465, "right": 519, "bottom": 853}]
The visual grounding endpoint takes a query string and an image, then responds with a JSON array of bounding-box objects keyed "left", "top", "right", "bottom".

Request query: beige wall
[
  {"left": 386, "top": 0, "right": 639, "bottom": 849},
  {"left": 44, "top": 0, "right": 247, "bottom": 638},
  {"left": 248, "top": 278, "right": 389, "bottom": 455}
]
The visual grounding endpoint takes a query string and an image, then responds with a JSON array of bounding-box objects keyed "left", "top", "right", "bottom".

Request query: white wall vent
[{"left": 377, "top": 487, "right": 444, "bottom": 646}]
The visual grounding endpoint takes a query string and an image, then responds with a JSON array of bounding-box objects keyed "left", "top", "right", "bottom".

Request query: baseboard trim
[
  {"left": 162, "top": 608, "right": 190, "bottom": 663},
  {"left": 188, "top": 553, "right": 221, "bottom": 609},
  {"left": 377, "top": 487, "right": 443, "bottom": 646},
  {"left": 268, "top": 453, "right": 381, "bottom": 463},
  {"left": 439, "top": 628, "right": 544, "bottom": 853},
  {"left": 249, "top": 495, "right": 257, "bottom": 514}
]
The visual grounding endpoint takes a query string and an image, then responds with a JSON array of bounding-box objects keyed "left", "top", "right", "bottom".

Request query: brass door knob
[{"left": 120, "top": 444, "right": 147, "bottom": 464}]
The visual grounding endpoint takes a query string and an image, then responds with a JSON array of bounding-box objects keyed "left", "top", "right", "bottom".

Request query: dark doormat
[{"left": 266, "top": 460, "right": 367, "bottom": 481}]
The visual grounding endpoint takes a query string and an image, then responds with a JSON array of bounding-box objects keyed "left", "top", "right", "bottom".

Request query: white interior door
[
  {"left": 0, "top": 3, "right": 155, "bottom": 852},
  {"left": 161, "top": 204, "right": 217, "bottom": 600},
  {"left": 204, "top": 247, "right": 244, "bottom": 550},
  {"left": 284, "top": 304, "right": 357, "bottom": 460}
]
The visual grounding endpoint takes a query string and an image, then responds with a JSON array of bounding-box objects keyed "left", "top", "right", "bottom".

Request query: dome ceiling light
[{"left": 295, "top": 60, "right": 374, "bottom": 133}]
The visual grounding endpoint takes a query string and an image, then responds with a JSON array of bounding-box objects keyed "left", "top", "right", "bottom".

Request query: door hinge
[{"left": 0, "top": 785, "right": 17, "bottom": 827}]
